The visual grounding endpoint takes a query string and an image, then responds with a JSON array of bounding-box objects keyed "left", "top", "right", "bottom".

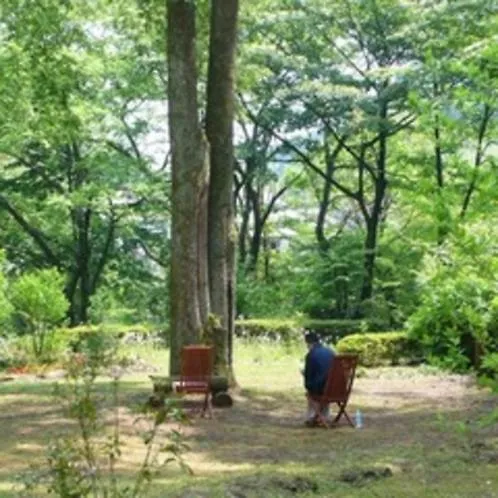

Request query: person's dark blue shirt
[{"left": 304, "top": 343, "right": 335, "bottom": 395}]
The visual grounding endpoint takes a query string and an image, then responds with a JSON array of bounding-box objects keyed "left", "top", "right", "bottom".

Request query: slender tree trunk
[
  {"left": 206, "top": 0, "right": 239, "bottom": 375},
  {"left": 238, "top": 181, "right": 251, "bottom": 265},
  {"left": 77, "top": 207, "right": 92, "bottom": 324},
  {"left": 263, "top": 232, "right": 271, "bottom": 282},
  {"left": 247, "top": 189, "right": 262, "bottom": 273},
  {"left": 432, "top": 82, "right": 449, "bottom": 245},
  {"left": 360, "top": 218, "right": 378, "bottom": 303},
  {"left": 360, "top": 99, "right": 388, "bottom": 304},
  {"left": 167, "top": 0, "right": 209, "bottom": 375},
  {"left": 315, "top": 180, "right": 332, "bottom": 254},
  {"left": 460, "top": 104, "right": 492, "bottom": 219},
  {"left": 316, "top": 142, "right": 340, "bottom": 254},
  {"left": 66, "top": 269, "right": 80, "bottom": 326}
]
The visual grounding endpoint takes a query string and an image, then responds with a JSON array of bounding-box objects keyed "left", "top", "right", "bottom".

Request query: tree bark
[
  {"left": 247, "top": 184, "right": 262, "bottom": 273},
  {"left": 360, "top": 98, "right": 388, "bottom": 304},
  {"left": 238, "top": 182, "right": 251, "bottom": 265},
  {"left": 76, "top": 207, "right": 92, "bottom": 324},
  {"left": 167, "top": 0, "right": 209, "bottom": 375},
  {"left": 315, "top": 140, "right": 342, "bottom": 254},
  {"left": 206, "top": 0, "right": 239, "bottom": 375},
  {"left": 460, "top": 103, "right": 492, "bottom": 219}
]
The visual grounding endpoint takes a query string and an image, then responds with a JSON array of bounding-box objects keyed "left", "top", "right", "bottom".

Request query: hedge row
[
  {"left": 336, "top": 331, "right": 422, "bottom": 367},
  {"left": 234, "top": 318, "right": 390, "bottom": 343}
]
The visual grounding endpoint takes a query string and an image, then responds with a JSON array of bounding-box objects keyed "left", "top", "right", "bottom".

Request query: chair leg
[
  {"left": 201, "top": 392, "right": 214, "bottom": 419},
  {"left": 201, "top": 392, "right": 208, "bottom": 418},
  {"left": 332, "top": 403, "right": 355, "bottom": 427},
  {"left": 207, "top": 393, "right": 214, "bottom": 419}
]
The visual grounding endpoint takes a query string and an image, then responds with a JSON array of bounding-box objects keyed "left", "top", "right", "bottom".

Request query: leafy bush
[
  {"left": 408, "top": 269, "right": 496, "bottom": 372},
  {"left": 487, "top": 296, "right": 498, "bottom": 351},
  {"left": 480, "top": 352, "right": 498, "bottom": 390},
  {"left": 336, "top": 332, "right": 422, "bottom": 367},
  {"left": 407, "top": 229, "right": 498, "bottom": 372},
  {"left": 68, "top": 327, "right": 119, "bottom": 371},
  {"left": 10, "top": 269, "right": 69, "bottom": 358}
]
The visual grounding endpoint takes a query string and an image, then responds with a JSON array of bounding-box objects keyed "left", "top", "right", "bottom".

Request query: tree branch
[
  {"left": 91, "top": 203, "right": 116, "bottom": 293},
  {"left": 238, "top": 95, "right": 360, "bottom": 201},
  {"left": 0, "top": 195, "right": 61, "bottom": 268},
  {"left": 460, "top": 103, "right": 494, "bottom": 219},
  {"left": 261, "top": 170, "right": 304, "bottom": 227}
]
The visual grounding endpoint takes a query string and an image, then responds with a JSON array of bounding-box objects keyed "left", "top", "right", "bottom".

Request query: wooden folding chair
[
  {"left": 308, "top": 353, "right": 358, "bottom": 428},
  {"left": 174, "top": 345, "right": 214, "bottom": 418}
]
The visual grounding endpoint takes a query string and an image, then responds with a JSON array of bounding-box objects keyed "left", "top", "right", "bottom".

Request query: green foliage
[
  {"left": 336, "top": 332, "right": 421, "bottom": 367},
  {"left": 407, "top": 229, "right": 497, "bottom": 372},
  {"left": 10, "top": 269, "right": 68, "bottom": 327},
  {"left": 234, "top": 318, "right": 382, "bottom": 344},
  {"left": 0, "top": 251, "right": 13, "bottom": 327},
  {"left": 479, "top": 353, "right": 498, "bottom": 392},
  {"left": 0, "top": 0, "right": 495, "bottom": 373},
  {"left": 22, "top": 352, "right": 189, "bottom": 497},
  {"left": 68, "top": 327, "right": 119, "bottom": 371},
  {"left": 10, "top": 268, "right": 69, "bottom": 358},
  {"left": 235, "top": 319, "right": 301, "bottom": 342},
  {"left": 3, "top": 329, "right": 70, "bottom": 368}
]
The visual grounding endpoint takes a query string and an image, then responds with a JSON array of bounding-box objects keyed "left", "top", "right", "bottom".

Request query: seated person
[{"left": 303, "top": 331, "right": 335, "bottom": 426}]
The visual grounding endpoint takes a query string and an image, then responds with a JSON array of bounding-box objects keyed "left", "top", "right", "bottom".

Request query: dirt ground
[{"left": 0, "top": 364, "right": 497, "bottom": 497}]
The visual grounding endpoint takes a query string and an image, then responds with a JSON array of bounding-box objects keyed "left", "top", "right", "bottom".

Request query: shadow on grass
[{"left": 0, "top": 374, "right": 496, "bottom": 498}]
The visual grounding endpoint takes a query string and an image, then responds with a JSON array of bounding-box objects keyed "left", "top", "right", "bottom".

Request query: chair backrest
[
  {"left": 322, "top": 353, "right": 358, "bottom": 403},
  {"left": 180, "top": 345, "right": 214, "bottom": 383}
]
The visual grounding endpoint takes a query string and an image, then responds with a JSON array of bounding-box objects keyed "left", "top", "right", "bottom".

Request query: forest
[
  {"left": 0, "top": 1, "right": 497, "bottom": 496},
  {"left": 1, "top": 0, "right": 496, "bottom": 373}
]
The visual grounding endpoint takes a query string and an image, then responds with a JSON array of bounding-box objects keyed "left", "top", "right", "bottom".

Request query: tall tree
[
  {"left": 206, "top": 0, "right": 239, "bottom": 374},
  {"left": 0, "top": 0, "right": 166, "bottom": 324},
  {"left": 239, "top": 0, "right": 416, "bottom": 311},
  {"left": 167, "top": 0, "right": 210, "bottom": 375},
  {"left": 167, "top": 0, "right": 239, "bottom": 375}
]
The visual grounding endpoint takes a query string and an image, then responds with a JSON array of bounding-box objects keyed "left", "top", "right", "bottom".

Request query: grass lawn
[{"left": 0, "top": 341, "right": 497, "bottom": 497}]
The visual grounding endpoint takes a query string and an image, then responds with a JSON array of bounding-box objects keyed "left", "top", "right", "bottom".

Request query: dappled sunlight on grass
[{"left": 0, "top": 341, "right": 496, "bottom": 497}]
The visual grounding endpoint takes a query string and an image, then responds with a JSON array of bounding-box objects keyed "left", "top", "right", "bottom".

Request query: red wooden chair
[
  {"left": 174, "top": 345, "right": 214, "bottom": 418},
  {"left": 308, "top": 353, "right": 358, "bottom": 428}
]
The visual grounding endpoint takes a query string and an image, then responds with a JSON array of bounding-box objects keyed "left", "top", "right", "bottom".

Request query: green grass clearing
[{"left": 0, "top": 341, "right": 497, "bottom": 497}]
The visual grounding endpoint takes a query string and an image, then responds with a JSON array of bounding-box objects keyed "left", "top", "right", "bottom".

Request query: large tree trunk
[
  {"left": 206, "top": 0, "right": 239, "bottom": 376},
  {"left": 167, "top": 0, "right": 209, "bottom": 376}
]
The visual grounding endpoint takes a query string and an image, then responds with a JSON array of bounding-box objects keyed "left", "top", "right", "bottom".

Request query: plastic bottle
[{"left": 355, "top": 409, "right": 363, "bottom": 428}]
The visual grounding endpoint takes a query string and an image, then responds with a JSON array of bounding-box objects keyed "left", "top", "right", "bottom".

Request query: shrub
[
  {"left": 302, "top": 318, "right": 389, "bottom": 342},
  {"left": 68, "top": 327, "right": 119, "bottom": 370},
  {"left": 407, "top": 273, "right": 495, "bottom": 372},
  {"left": 480, "top": 352, "right": 498, "bottom": 390},
  {"left": 21, "top": 352, "right": 189, "bottom": 497},
  {"left": 0, "top": 253, "right": 12, "bottom": 329},
  {"left": 235, "top": 319, "right": 301, "bottom": 342},
  {"left": 336, "top": 332, "right": 422, "bottom": 367},
  {"left": 234, "top": 318, "right": 386, "bottom": 344},
  {"left": 407, "top": 229, "right": 497, "bottom": 372},
  {"left": 10, "top": 269, "right": 69, "bottom": 358}
]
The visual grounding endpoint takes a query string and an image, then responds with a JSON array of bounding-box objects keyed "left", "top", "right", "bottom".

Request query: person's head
[{"left": 304, "top": 331, "right": 320, "bottom": 350}]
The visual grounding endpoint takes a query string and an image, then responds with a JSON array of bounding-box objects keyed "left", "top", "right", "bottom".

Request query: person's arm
[{"left": 304, "top": 350, "right": 316, "bottom": 392}]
